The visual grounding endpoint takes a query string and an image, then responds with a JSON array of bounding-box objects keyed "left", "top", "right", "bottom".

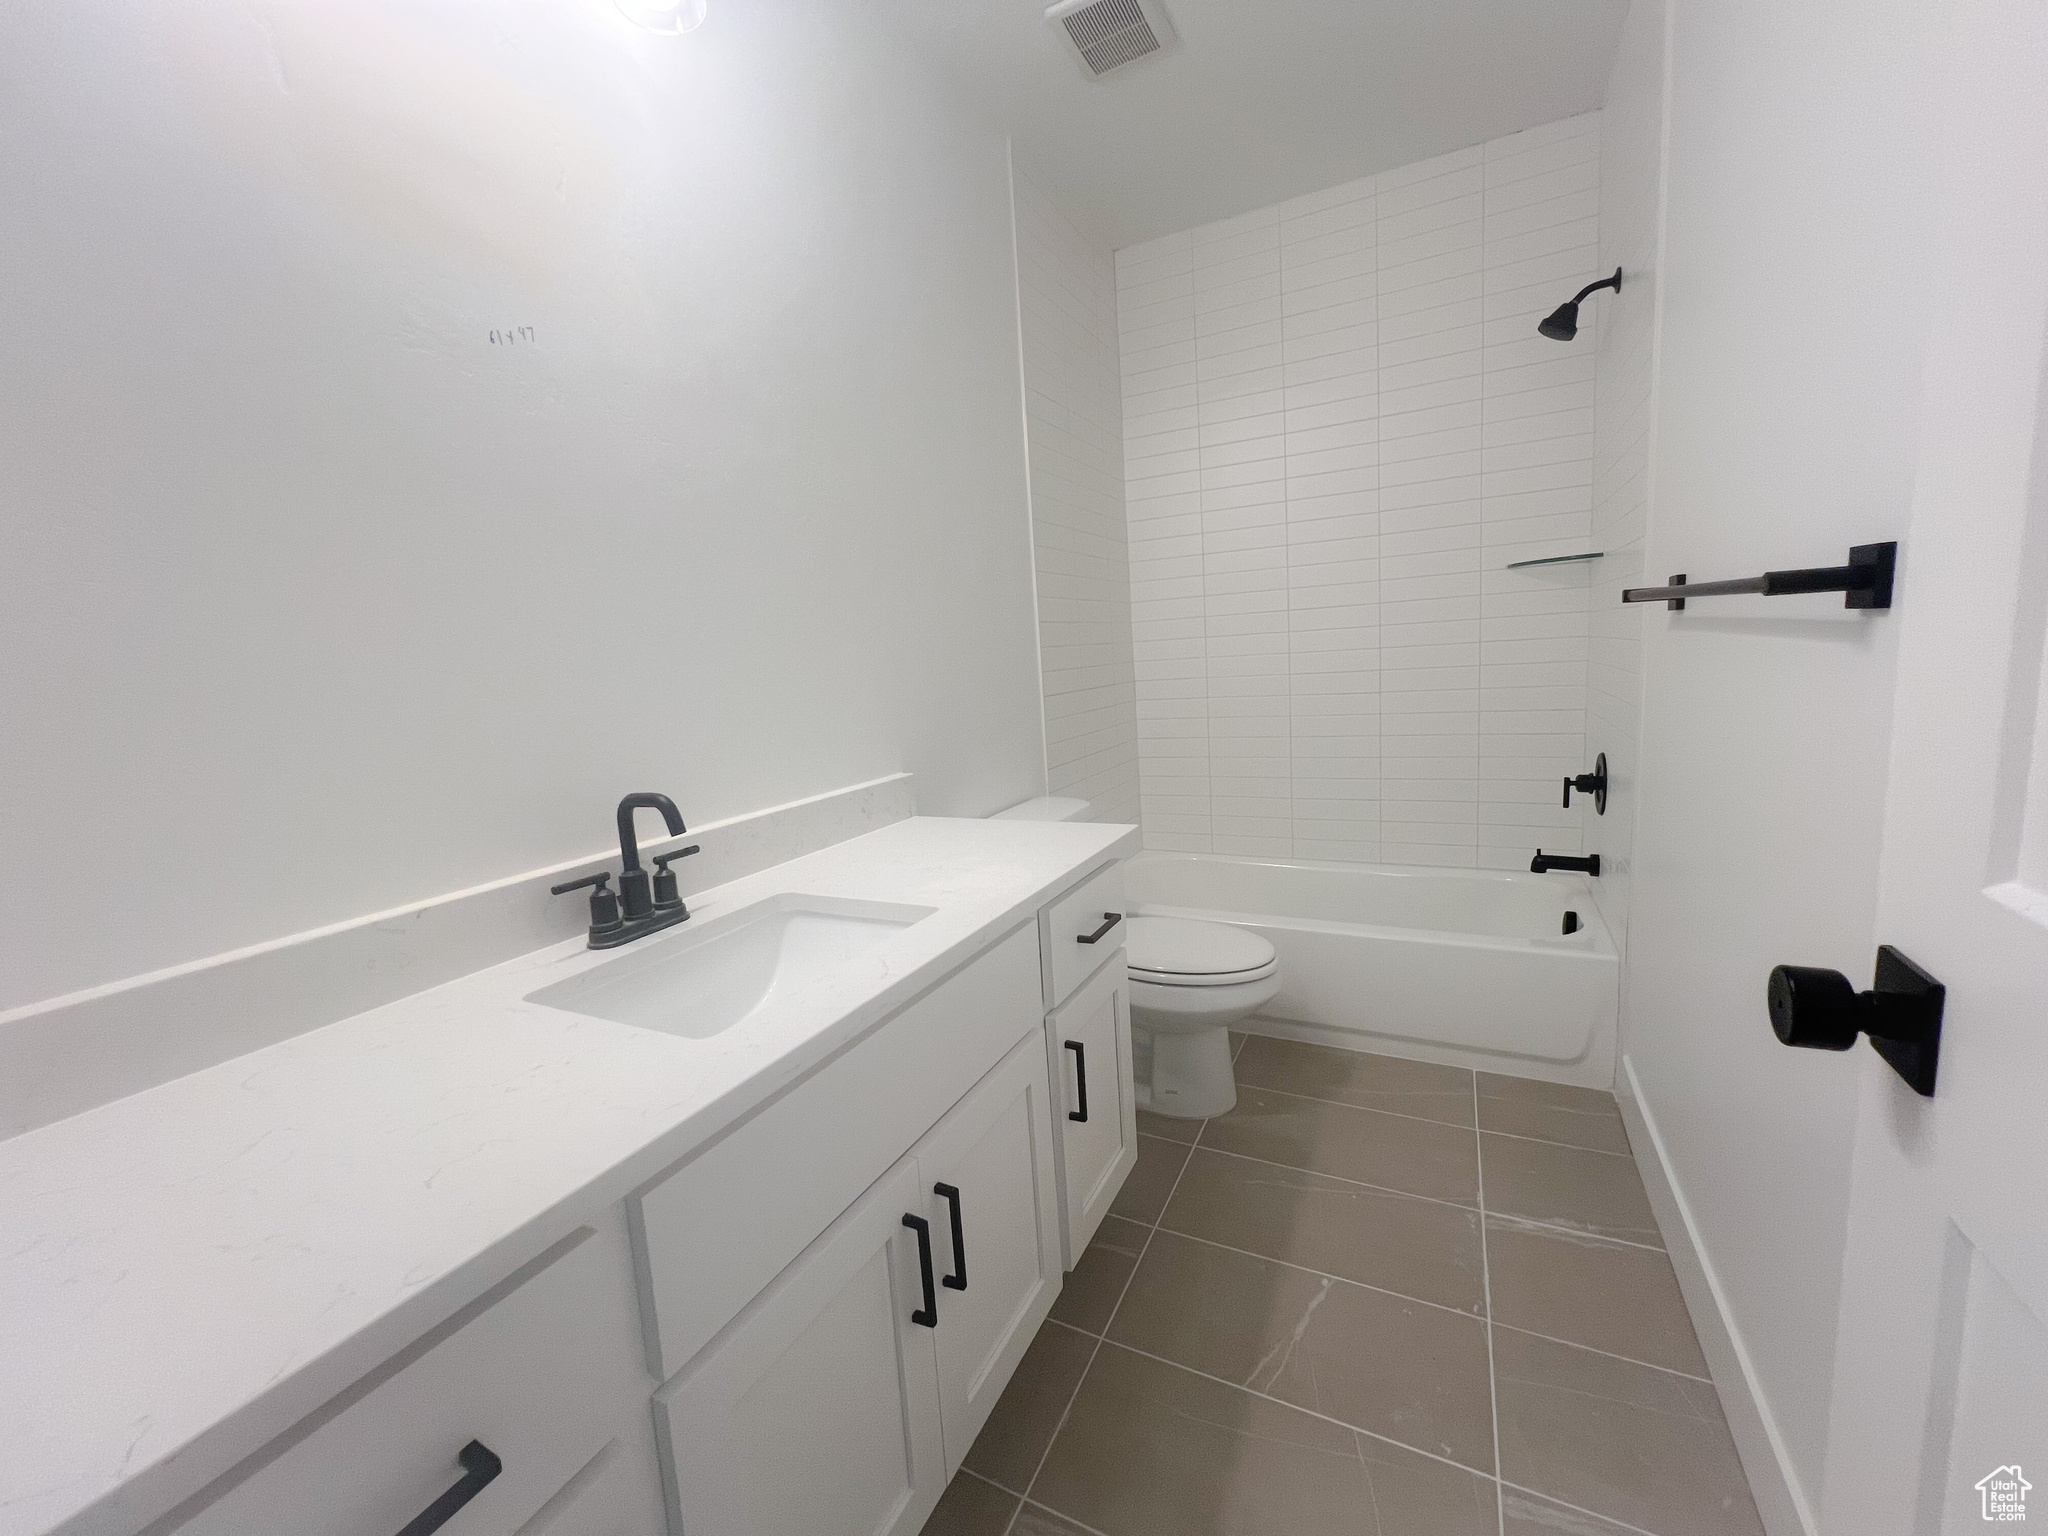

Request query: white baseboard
[{"left": 1616, "top": 1053, "right": 1818, "bottom": 1536}]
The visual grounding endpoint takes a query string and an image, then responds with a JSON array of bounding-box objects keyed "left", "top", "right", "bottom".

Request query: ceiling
[{"left": 884, "top": 0, "right": 1630, "bottom": 250}]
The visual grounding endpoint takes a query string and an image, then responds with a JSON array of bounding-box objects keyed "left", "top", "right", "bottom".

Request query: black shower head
[
  {"left": 1537, "top": 301, "right": 1582, "bottom": 341},
  {"left": 1538, "top": 268, "right": 1622, "bottom": 341}
]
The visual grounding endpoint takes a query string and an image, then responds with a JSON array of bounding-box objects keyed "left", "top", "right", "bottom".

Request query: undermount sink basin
[{"left": 526, "top": 894, "right": 935, "bottom": 1039}]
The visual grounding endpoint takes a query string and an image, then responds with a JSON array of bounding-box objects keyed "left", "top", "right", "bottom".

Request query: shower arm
[{"left": 1568, "top": 269, "right": 1623, "bottom": 305}]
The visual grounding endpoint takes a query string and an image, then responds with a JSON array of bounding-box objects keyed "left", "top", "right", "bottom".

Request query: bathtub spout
[{"left": 1532, "top": 850, "right": 1601, "bottom": 876}]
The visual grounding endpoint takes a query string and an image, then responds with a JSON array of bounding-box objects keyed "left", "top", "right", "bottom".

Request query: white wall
[
  {"left": 1012, "top": 165, "right": 1141, "bottom": 826},
  {"left": 0, "top": 0, "right": 1045, "bottom": 1011},
  {"left": 1118, "top": 116, "right": 1606, "bottom": 867},
  {"left": 1618, "top": 0, "right": 1942, "bottom": 1520},
  {"left": 1581, "top": 0, "right": 1668, "bottom": 956}
]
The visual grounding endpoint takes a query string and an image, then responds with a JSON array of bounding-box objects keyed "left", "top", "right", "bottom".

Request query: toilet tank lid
[{"left": 991, "top": 796, "right": 1093, "bottom": 822}]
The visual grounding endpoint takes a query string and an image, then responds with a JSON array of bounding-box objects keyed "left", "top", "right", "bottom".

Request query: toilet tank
[{"left": 991, "top": 796, "right": 1093, "bottom": 822}]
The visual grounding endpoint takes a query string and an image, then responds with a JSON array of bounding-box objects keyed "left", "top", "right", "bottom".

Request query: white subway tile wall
[
  {"left": 1118, "top": 112, "right": 1603, "bottom": 868},
  {"left": 1585, "top": 7, "right": 1669, "bottom": 954},
  {"left": 1015, "top": 168, "right": 1141, "bottom": 825}
]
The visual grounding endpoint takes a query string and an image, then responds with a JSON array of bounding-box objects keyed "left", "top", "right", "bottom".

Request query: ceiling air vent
[{"left": 1046, "top": 0, "right": 1177, "bottom": 78}]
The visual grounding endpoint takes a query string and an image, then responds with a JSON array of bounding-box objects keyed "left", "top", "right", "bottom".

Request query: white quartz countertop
[{"left": 0, "top": 816, "right": 1136, "bottom": 1536}]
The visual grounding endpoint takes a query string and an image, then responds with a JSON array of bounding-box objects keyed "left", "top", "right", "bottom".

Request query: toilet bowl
[
  {"left": 989, "top": 796, "right": 1283, "bottom": 1120},
  {"left": 1125, "top": 915, "right": 1279, "bottom": 1119}
]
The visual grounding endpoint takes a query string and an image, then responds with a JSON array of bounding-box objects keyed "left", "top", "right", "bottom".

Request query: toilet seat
[{"left": 1126, "top": 916, "right": 1277, "bottom": 988}]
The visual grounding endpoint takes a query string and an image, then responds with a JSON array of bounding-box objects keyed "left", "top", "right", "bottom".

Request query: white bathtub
[{"left": 1124, "top": 851, "right": 1619, "bottom": 1087}]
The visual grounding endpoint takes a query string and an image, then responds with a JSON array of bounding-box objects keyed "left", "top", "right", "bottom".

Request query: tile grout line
[
  {"left": 988, "top": 1042, "right": 1680, "bottom": 1535},
  {"left": 1477, "top": 1070, "right": 1505, "bottom": 1536},
  {"left": 1489, "top": 1319, "right": 1715, "bottom": 1385},
  {"left": 1143, "top": 1222, "right": 1483, "bottom": 1321},
  {"left": 967, "top": 1462, "right": 1121, "bottom": 1536},
  {"left": 1122, "top": 1091, "right": 1535, "bottom": 1492},
  {"left": 1483, "top": 1210, "right": 1668, "bottom": 1254},
  {"left": 1228, "top": 1036, "right": 1629, "bottom": 1140},
  {"left": 1229, "top": 1076, "right": 1635, "bottom": 1156},
  {"left": 1001, "top": 1115, "right": 1205, "bottom": 1536},
  {"left": 1019, "top": 1496, "right": 1116, "bottom": 1536},
  {"left": 1052, "top": 1331, "right": 1503, "bottom": 1485},
  {"left": 1173, "top": 1137, "right": 1483, "bottom": 1213},
  {"left": 1497, "top": 1479, "right": 1672, "bottom": 1536},
  {"left": 1144, "top": 1133, "right": 1669, "bottom": 1252}
]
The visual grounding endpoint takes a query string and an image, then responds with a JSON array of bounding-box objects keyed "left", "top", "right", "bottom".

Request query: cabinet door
[
  {"left": 1047, "top": 961, "right": 1137, "bottom": 1267},
  {"left": 653, "top": 1158, "right": 945, "bottom": 1536},
  {"left": 913, "top": 1028, "right": 1065, "bottom": 1474}
]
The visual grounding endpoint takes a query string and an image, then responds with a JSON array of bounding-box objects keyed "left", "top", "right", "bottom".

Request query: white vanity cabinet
[
  {"left": 154, "top": 853, "right": 1130, "bottom": 1536},
  {"left": 626, "top": 924, "right": 1046, "bottom": 1381},
  {"left": 652, "top": 1027, "right": 1062, "bottom": 1536}
]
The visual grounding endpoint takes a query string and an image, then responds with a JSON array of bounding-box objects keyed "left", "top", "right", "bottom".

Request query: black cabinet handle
[
  {"left": 934, "top": 1183, "right": 967, "bottom": 1291},
  {"left": 1077, "top": 912, "right": 1123, "bottom": 945},
  {"left": 1064, "top": 1039, "right": 1088, "bottom": 1123},
  {"left": 902, "top": 1214, "right": 938, "bottom": 1327},
  {"left": 395, "top": 1440, "right": 502, "bottom": 1536}
]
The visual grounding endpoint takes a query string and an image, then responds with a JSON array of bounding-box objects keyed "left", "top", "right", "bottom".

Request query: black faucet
[
  {"left": 1531, "top": 850, "right": 1600, "bottom": 877},
  {"left": 616, "top": 791, "right": 687, "bottom": 919},
  {"left": 550, "top": 792, "right": 700, "bottom": 949}
]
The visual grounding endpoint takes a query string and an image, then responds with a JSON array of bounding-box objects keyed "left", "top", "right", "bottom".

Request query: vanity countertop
[{"left": 0, "top": 815, "right": 1136, "bottom": 1536}]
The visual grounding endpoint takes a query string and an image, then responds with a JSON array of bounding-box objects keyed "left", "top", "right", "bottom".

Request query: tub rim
[{"left": 1123, "top": 849, "right": 1617, "bottom": 957}]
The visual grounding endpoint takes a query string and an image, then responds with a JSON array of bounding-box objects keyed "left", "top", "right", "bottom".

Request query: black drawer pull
[
  {"left": 934, "top": 1183, "right": 967, "bottom": 1291},
  {"left": 903, "top": 1214, "right": 938, "bottom": 1327},
  {"left": 1065, "top": 1039, "right": 1088, "bottom": 1123},
  {"left": 395, "top": 1440, "right": 502, "bottom": 1536},
  {"left": 1077, "top": 912, "right": 1123, "bottom": 945}
]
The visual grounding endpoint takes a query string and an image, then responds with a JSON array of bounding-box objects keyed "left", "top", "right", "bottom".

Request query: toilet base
[{"left": 1137, "top": 1025, "right": 1237, "bottom": 1119}]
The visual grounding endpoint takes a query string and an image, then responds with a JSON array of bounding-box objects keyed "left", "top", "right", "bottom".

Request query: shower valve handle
[{"left": 1562, "top": 752, "right": 1608, "bottom": 814}]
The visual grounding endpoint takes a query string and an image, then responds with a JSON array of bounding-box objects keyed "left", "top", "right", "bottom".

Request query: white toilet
[
  {"left": 993, "top": 797, "right": 1281, "bottom": 1119},
  {"left": 1123, "top": 914, "right": 1279, "bottom": 1119}
]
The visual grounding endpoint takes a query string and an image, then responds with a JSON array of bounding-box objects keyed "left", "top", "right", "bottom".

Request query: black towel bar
[{"left": 1622, "top": 541, "right": 1895, "bottom": 611}]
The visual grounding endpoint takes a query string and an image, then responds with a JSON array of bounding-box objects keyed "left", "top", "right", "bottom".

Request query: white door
[
  {"left": 913, "top": 1028, "right": 1064, "bottom": 1474},
  {"left": 1817, "top": 4, "right": 2048, "bottom": 1532},
  {"left": 1047, "top": 961, "right": 1137, "bottom": 1266},
  {"left": 653, "top": 1157, "right": 946, "bottom": 1536}
]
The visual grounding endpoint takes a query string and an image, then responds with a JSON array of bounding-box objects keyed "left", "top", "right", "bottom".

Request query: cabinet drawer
[
  {"left": 178, "top": 1223, "right": 635, "bottom": 1536},
  {"left": 1040, "top": 860, "right": 1125, "bottom": 1010},
  {"left": 631, "top": 923, "right": 1042, "bottom": 1379}
]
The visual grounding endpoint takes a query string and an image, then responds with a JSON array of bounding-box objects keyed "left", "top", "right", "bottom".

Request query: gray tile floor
[{"left": 920, "top": 1034, "right": 1767, "bottom": 1536}]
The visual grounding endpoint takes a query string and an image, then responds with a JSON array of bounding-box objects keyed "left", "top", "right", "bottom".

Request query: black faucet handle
[
  {"left": 551, "top": 871, "right": 623, "bottom": 937},
  {"left": 650, "top": 845, "right": 699, "bottom": 914}
]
